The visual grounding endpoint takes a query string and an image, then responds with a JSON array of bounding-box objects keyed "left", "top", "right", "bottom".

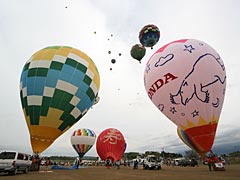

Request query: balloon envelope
[
  {"left": 96, "top": 128, "right": 125, "bottom": 162},
  {"left": 70, "top": 128, "right": 96, "bottom": 158},
  {"left": 130, "top": 44, "right": 146, "bottom": 62},
  {"left": 93, "top": 96, "right": 100, "bottom": 105},
  {"left": 177, "top": 127, "right": 203, "bottom": 155},
  {"left": 139, "top": 24, "right": 160, "bottom": 48},
  {"left": 144, "top": 39, "right": 226, "bottom": 155},
  {"left": 111, "top": 59, "right": 116, "bottom": 64},
  {"left": 20, "top": 46, "right": 100, "bottom": 153}
]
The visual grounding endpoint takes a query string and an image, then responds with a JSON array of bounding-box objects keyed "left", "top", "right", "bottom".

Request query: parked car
[
  {"left": 143, "top": 155, "right": 162, "bottom": 170},
  {"left": 176, "top": 158, "right": 198, "bottom": 167},
  {"left": 0, "top": 151, "right": 32, "bottom": 175},
  {"left": 173, "top": 158, "right": 185, "bottom": 166}
]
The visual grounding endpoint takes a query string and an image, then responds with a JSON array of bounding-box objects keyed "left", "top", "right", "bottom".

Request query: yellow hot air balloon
[{"left": 20, "top": 46, "right": 100, "bottom": 153}]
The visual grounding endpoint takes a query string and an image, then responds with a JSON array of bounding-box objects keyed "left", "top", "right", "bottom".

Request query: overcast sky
[{"left": 0, "top": 0, "right": 239, "bottom": 157}]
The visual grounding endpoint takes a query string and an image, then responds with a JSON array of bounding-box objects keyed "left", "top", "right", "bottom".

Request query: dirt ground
[{"left": 0, "top": 164, "right": 239, "bottom": 180}]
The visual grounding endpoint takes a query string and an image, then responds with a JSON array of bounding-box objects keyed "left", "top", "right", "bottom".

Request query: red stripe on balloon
[{"left": 185, "top": 123, "right": 217, "bottom": 154}]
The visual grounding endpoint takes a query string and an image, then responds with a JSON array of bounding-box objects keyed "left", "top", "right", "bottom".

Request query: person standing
[
  {"left": 36, "top": 155, "right": 41, "bottom": 171},
  {"left": 106, "top": 159, "right": 111, "bottom": 169},
  {"left": 116, "top": 160, "right": 120, "bottom": 169},
  {"left": 207, "top": 156, "right": 212, "bottom": 171},
  {"left": 133, "top": 159, "right": 138, "bottom": 169},
  {"left": 76, "top": 158, "right": 80, "bottom": 169},
  {"left": 45, "top": 157, "right": 51, "bottom": 171}
]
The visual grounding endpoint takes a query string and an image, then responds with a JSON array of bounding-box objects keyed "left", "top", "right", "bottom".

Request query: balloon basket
[{"left": 212, "top": 162, "right": 225, "bottom": 171}]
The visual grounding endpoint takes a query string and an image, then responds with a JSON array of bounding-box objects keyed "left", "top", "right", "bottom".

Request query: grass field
[{"left": 0, "top": 164, "right": 239, "bottom": 180}]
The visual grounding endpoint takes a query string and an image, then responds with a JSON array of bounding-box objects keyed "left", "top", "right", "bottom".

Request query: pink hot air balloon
[{"left": 144, "top": 39, "right": 226, "bottom": 156}]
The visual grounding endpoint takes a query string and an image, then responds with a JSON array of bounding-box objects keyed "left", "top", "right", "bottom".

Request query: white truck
[{"left": 143, "top": 155, "right": 162, "bottom": 170}]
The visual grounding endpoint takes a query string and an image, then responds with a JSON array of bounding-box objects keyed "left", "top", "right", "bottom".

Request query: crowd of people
[
  {"left": 30, "top": 154, "right": 52, "bottom": 171},
  {"left": 104, "top": 159, "right": 129, "bottom": 169},
  {"left": 27, "top": 150, "right": 226, "bottom": 172}
]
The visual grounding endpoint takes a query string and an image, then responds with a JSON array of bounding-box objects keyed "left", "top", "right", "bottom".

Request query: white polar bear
[{"left": 170, "top": 53, "right": 226, "bottom": 106}]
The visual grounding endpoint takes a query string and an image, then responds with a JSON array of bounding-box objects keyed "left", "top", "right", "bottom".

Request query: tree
[
  {"left": 229, "top": 151, "right": 240, "bottom": 157},
  {"left": 184, "top": 150, "right": 199, "bottom": 159},
  {"left": 123, "top": 152, "right": 139, "bottom": 160}
]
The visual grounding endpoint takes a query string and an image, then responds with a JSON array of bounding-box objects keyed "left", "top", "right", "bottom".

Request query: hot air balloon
[
  {"left": 130, "top": 44, "right": 146, "bottom": 63},
  {"left": 177, "top": 127, "right": 200, "bottom": 154},
  {"left": 139, "top": 24, "right": 160, "bottom": 49},
  {"left": 96, "top": 128, "right": 125, "bottom": 162},
  {"left": 111, "top": 59, "right": 116, "bottom": 64},
  {"left": 20, "top": 46, "right": 100, "bottom": 154},
  {"left": 70, "top": 128, "right": 96, "bottom": 158},
  {"left": 124, "top": 142, "right": 127, "bottom": 152},
  {"left": 144, "top": 39, "right": 226, "bottom": 156},
  {"left": 93, "top": 96, "right": 100, "bottom": 105}
]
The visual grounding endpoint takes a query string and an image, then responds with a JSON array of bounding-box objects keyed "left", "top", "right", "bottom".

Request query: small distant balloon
[
  {"left": 94, "top": 31, "right": 96, "bottom": 34},
  {"left": 118, "top": 53, "right": 122, "bottom": 56},
  {"left": 110, "top": 68, "right": 112, "bottom": 71},
  {"left": 139, "top": 24, "right": 160, "bottom": 49},
  {"left": 111, "top": 34, "right": 113, "bottom": 37},
  {"left": 65, "top": 6, "right": 67, "bottom": 8},
  {"left": 130, "top": 44, "right": 146, "bottom": 63},
  {"left": 108, "top": 51, "right": 111, "bottom": 54},
  {"left": 111, "top": 59, "right": 116, "bottom": 64}
]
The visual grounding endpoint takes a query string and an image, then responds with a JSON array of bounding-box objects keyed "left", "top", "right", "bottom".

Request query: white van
[{"left": 0, "top": 151, "right": 32, "bottom": 175}]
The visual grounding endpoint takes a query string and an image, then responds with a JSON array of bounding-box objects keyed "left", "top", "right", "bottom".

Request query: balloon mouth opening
[
  {"left": 147, "top": 40, "right": 155, "bottom": 47},
  {"left": 107, "top": 156, "right": 115, "bottom": 162}
]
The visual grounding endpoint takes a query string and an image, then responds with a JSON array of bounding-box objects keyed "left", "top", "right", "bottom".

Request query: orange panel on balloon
[{"left": 185, "top": 123, "right": 217, "bottom": 153}]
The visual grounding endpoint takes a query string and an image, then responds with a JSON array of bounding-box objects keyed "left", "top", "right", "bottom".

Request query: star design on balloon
[
  {"left": 183, "top": 44, "right": 195, "bottom": 53},
  {"left": 170, "top": 107, "right": 177, "bottom": 114},
  {"left": 191, "top": 110, "right": 199, "bottom": 117},
  {"left": 145, "top": 64, "right": 151, "bottom": 73},
  {"left": 157, "top": 104, "right": 164, "bottom": 111}
]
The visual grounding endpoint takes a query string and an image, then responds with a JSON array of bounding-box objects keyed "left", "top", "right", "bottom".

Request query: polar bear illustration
[{"left": 170, "top": 53, "right": 226, "bottom": 106}]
